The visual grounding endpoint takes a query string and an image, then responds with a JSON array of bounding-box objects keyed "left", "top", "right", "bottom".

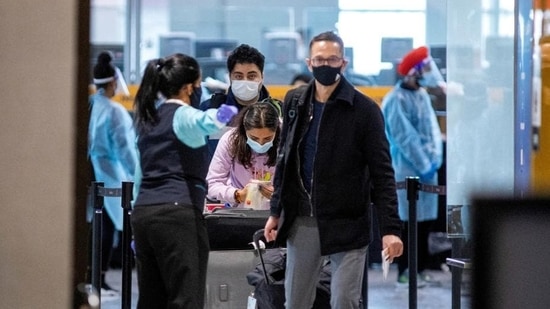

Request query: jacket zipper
[
  {"left": 309, "top": 101, "right": 327, "bottom": 217},
  {"left": 296, "top": 100, "right": 315, "bottom": 217}
]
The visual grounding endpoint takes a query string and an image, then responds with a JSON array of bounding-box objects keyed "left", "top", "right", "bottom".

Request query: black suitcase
[
  {"left": 247, "top": 229, "right": 331, "bottom": 309},
  {"left": 205, "top": 208, "right": 270, "bottom": 250},
  {"left": 204, "top": 209, "right": 268, "bottom": 308}
]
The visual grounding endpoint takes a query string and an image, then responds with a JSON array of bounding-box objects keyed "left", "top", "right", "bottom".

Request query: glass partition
[
  {"left": 91, "top": 0, "right": 434, "bottom": 86},
  {"left": 446, "top": 0, "right": 519, "bottom": 237},
  {"left": 90, "top": 0, "right": 532, "bottom": 239}
]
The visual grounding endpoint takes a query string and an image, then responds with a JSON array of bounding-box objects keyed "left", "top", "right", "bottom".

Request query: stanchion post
[
  {"left": 121, "top": 181, "right": 134, "bottom": 309},
  {"left": 406, "top": 176, "right": 420, "bottom": 309},
  {"left": 91, "top": 181, "right": 104, "bottom": 301}
]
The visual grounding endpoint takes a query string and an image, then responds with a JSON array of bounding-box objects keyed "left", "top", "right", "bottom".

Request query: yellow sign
[{"left": 91, "top": 84, "right": 393, "bottom": 111}]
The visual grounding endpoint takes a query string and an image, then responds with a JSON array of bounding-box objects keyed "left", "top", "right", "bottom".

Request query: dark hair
[
  {"left": 134, "top": 53, "right": 201, "bottom": 133},
  {"left": 226, "top": 44, "right": 265, "bottom": 74},
  {"left": 309, "top": 31, "right": 345, "bottom": 55},
  {"left": 93, "top": 51, "right": 116, "bottom": 89},
  {"left": 229, "top": 99, "right": 281, "bottom": 168},
  {"left": 290, "top": 73, "right": 312, "bottom": 85}
]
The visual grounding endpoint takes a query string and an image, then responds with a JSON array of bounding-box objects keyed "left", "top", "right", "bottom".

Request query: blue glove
[
  {"left": 421, "top": 163, "right": 438, "bottom": 181},
  {"left": 216, "top": 104, "right": 238, "bottom": 124}
]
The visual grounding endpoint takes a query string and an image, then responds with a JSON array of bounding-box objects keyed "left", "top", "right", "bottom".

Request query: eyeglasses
[{"left": 309, "top": 56, "right": 343, "bottom": 67}]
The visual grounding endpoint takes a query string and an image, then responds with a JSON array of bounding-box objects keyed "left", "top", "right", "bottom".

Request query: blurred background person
[
  {"left": 87, "top": 51, "right": 138, "bottom": 299},
  {"left": 289, "top": 72, "right": 313, "bottom": 87},
  {"left": 206, "top": 99, "right": 281, "bottom": 209},
  {"left": 381, "top": 46, "right": 444, "bottom": 287},
  {"left": 131, "top": 53, "right": 237, "bottom": 308}
]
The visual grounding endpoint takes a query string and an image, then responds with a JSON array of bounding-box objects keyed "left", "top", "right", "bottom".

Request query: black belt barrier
[
  {"left": 396, "top": 177, "right": 446, "bottom": 309},
  {"left": 90, "top": 181, "right": 134, "bottom": 308}
]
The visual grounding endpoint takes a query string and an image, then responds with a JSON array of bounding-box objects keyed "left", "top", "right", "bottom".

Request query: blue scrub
[
  {"left": 88, "top": 90, "right": 138, "bottom": 231},
  {"left": 381, "top": 82, "right": 443, "bottom": 221}
]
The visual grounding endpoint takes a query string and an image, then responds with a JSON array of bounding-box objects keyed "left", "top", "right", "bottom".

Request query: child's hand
[{"left": 258, "top": 184, "right": 274, "bottom": 199}]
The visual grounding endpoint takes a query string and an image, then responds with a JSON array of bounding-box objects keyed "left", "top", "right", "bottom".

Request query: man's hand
[
  {"left": 264, "top": 216, "right": 279, "bottom": 242},
  {"left": 382, "top": 234, "right": 404, "bottom": 262}
]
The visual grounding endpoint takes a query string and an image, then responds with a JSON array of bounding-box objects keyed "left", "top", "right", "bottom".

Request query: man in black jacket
[{"left": 263, "top": 31, "right": 403, "bottom": 309}]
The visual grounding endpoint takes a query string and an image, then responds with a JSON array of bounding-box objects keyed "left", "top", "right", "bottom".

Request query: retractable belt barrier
[
  {"left": 90, "top": 181, "right": 134, "bottom": 309},
  {"left": 396, "top": 177, "right": 446, "bottom": 309}
]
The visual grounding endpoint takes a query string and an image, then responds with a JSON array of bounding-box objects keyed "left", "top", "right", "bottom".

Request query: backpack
[{"left": 246, "top": 247, "right": 331, "bottom": 309}]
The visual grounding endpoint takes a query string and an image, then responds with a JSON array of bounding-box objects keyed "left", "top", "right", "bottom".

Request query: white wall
[{"left": 0, "top": 0, "right": 76, "bottom": 307}]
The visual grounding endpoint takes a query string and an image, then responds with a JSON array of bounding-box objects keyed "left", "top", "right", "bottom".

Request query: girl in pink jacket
[{"left": 206, "top": 99, "right": 281, "bottom": 209}]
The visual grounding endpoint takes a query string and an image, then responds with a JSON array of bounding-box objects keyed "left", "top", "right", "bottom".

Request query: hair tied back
[
  {"left": 156, "top": 58, "right": 165, "bottom": 72},
  {"left": 260, "top": 97, "right": 282, "bottom": 118}
]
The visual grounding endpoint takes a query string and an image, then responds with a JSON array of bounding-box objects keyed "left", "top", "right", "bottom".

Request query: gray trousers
[{"left": 285, "top": 216, "right": 367, "bottom": 309}]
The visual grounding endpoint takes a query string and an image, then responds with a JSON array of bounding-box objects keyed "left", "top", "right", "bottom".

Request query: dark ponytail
[
  {"left": 134, "top": 54, "right": 201, "bottom": 134},
  {"left": 134, "top": 58, "right": 163, "bottom": 133}
]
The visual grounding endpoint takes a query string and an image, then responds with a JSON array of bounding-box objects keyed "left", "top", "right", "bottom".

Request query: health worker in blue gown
[
  {"left": 381, "top": 46, "right": 444, "bottom": 286},
  {"left": 88, "top": 51, "right": 138, "bottom": 295}
]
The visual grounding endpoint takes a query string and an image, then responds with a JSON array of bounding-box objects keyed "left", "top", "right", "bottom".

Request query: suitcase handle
[{"left": 252, "top": 229, "right": 273, "bottom": 284}]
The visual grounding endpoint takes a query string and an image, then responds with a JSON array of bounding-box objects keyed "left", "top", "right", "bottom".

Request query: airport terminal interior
[
  {"left": 100, "top": 266, "right": 472, "bottom": 309},
  {"left": 4, "top": 0, "right": 549, "bottom": 308}
]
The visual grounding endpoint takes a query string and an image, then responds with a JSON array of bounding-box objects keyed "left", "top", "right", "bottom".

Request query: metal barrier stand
[
  {"left": 447, "top": 239, "right": 471, "bottom": 309},
  {"left": 400, "top": 177, "right": 447, "bottom": 309},
  {"left": 120, "top": 182, "right": 134, "bottom": 309},
  {"left": 91, "top": 181, "right": 134, "bottom": 309},
  {"left": 406, "top": 177, "right": 419, "bottom": 309},
  {"left": 91, "top": 181, "right": 105, "bottom": 302}
]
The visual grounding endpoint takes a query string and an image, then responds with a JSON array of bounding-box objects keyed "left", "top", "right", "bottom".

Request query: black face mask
[
  {"left": 312, "top": 65, "right": 341, "bottom": 86},
  {"left": 190, "top": 85, "right": 202, "bottom": 108}
]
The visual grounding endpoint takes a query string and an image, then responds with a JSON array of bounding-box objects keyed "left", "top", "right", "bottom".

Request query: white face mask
[
  {"left": 246, "top": 136, "right": 274, "bottom": 154},
  {"left": 232, "top": 80, "right": 260, "bottom": 101}
]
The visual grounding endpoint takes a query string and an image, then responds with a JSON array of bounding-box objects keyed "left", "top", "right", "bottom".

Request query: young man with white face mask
[
  {"left": 200, "top": 44, "right": 271, "bottom": 111},
  {"left": 200, "top": 44, "right": 276, "bottom": 161}
]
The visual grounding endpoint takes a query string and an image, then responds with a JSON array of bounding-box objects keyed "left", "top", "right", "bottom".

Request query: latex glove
[
  {"left": 421, "top": 169, "right": 436, "bottom": 181},
  {"left": 216, "top": 104, "right": 238, "bottom": 124},
  {"left": 421, "top": 162, "right": 439, "bottom": 181}
]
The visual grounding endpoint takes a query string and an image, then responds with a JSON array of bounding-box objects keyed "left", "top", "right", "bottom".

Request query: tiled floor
[{"left": 100, "top": 264, "right": 471, "bottom": 309}]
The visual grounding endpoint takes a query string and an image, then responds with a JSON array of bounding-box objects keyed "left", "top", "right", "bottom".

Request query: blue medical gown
[
  {"left": 88, "top": 92, "right": 138, "bottom": 231},
  {"left": 381, "top": 83, "right": 443, "bottom": 221}
]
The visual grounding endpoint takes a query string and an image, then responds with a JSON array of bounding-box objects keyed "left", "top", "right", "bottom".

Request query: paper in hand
[{"left": 381, "top": 248, "right": 390, "bottom": 280}]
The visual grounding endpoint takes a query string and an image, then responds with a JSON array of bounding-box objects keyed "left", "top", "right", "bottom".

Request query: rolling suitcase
[
  {"left": 205, "top": 208, "right": 270, "bottom": 250},
  {"left": 246, "top": 229, "right": 331, "bottom": 309},
  {"left": 204, "top": 208, "right": 269, "bottom": 308}
]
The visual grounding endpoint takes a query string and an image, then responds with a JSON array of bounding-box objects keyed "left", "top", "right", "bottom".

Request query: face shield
[
  {"left": 417, "top": 58, "right": 446, "bottom": 89},
  {"left": 114, "top": 66, "right": 130, "bottom": 96}
]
